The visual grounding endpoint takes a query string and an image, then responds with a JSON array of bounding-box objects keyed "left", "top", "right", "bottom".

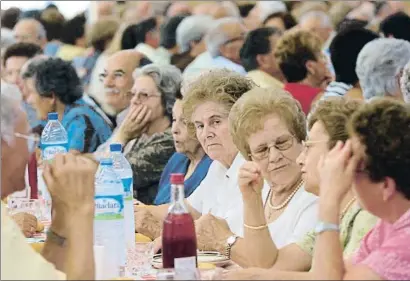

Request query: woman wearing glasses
[
  {"left": 223, "top": 97, "right": 377, "bottom": 279},
  {"left": 226, "top": 87, "right": 318, "bottom": 268},
  {"left": 109, "top": 63, "right": 180, "bottom": 204}
]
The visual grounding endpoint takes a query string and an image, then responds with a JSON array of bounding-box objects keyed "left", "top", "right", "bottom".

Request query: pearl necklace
[
  {"left": 268, "top": 179, "right": 304, "bottom": 210},
  {"left": 340, "top": 197, "right": 356, "bottom": 219}
]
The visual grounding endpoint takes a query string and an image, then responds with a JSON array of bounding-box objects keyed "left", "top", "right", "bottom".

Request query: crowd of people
[{"left": 1, "top": 1, "right": 410, "bottom": 280}]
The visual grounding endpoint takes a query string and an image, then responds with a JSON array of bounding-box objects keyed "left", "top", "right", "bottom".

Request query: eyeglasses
[
  {"left": 223, "top": 34, "right": 246, "bottom": 45},
  {"left": 14, "top": 133, "right": 40, "bottom": 154},
  {"left": 98, "top": 71, "right": 126, "bottom": 83},
  {"left": 130, "top": 91, "right": 161, "bottom": 102},
  {"left": 301, "top": 139, "right": 328, "bottom": 153},
  {"left": 249, "top": 135, "right": 294, "bottom": 161}
]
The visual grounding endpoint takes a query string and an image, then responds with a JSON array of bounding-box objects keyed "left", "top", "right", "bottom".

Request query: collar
[
  {"left": 135, "top": 44, "right": 170, "bottom": 63},
  {"left": 391, "top": 208, "right": 410, "bottom": 231},
  {"left": 225, "top": 153, "right": 246, "bottom": 180},
  {"left": 213, "top": 56, "right": 246, "bottom": 75},
  {"left": 247, "top": 69, "right": 284, "bottom": 88}
]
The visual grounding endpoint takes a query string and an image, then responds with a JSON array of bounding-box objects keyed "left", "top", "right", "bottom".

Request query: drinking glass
[{"left": 126, "top": 242, "right": 154, "bottom": 278}]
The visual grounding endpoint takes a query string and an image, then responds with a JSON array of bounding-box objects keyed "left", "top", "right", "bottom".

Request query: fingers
[{"left": 140, "top": 109, "right": 152, "bottom": 126}]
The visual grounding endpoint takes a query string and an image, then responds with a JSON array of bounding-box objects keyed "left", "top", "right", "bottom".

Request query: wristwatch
[
  {"left": 225, "top": 235, "right": 239, "bottom": 259},
  {"left": 46, "top": 229, "right": 67, "bottom": 247},
  {"left": 314, "top": 221, "right": 340, "bottom": 235}
]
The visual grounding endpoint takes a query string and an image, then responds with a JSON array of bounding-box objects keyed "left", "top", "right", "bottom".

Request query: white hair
[
  {"left": 176, "top": 15, "right": 214, "bottom": 53},
  {"left": 299, "top": 10, "right": 333, "bottom": 28},
  {"left": 205, "top": 17, "right": 243, "bottom": 58},
  {"left": 221, "top": 1, "right": 241, "bottom": 18},
  {"left": 356, "top": 38, "right": 410, "bottom": 100},
  {"left": 258, "top": 1, "right": 287, "bottom": 22},
  {"left": 15, "top": 18, "right": 47, "bottom": 41},
  {"left": 1, "top": 81, "right": 21, "bottom": 144},
  {"left": 401, "top": 60, "right": 410, "bottom": 103}
]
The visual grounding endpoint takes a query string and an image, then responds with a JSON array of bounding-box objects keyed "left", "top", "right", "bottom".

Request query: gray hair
[
  {"left": 221, "top": 1, "right": 241, "bottom": 18},
  {"left": 258, "top": 1, "right": 287, "bottom": 22},
  {"left": 21, "top": 55, "right": 49, "bottom": 79},
  {"left": 356, "top": 38, "right": 410, "bottom": 100},
  {"left": 15, "top": 18, "right": 47, "bottom": 41},
  {"left": 133, "top": 64, "right": 182, "bottom": 119},
  {"left": 299, "top": 10, "right": 333, "bottom": 29},
  {"left": 401, "top": 61, "right": 410, "bottom": 103},
  {"left": 1, "top": 82, "right": 21, "bottom": 144},
  {"left": 177, "top": 15, "right": 214, "bottom": 53},
  {"left": 205, "top": 17, "right": 244, "bottom": 58}
]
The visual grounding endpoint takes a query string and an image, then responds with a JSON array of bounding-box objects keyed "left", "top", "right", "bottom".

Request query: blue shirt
[
  {"left": 212, "top": 56, "right": 247, "bottom": 75},
  {"left": 62, "top": 98, "right": 112, "bottom": 153},
  {"left": 154, "top": 153, "right": 213, "bottom": 205}
]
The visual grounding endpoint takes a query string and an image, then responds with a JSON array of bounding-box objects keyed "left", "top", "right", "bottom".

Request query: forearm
[
  {"left": 311, "top": 200, "right": 345, "bottom": 280},
  {"left": 236, "top": 195, "right": 278, "bottom": 268}
]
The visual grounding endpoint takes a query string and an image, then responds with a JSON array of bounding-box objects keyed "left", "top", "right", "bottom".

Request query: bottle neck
[{"left": 170, "top": 184, "right": 188, "bottom": 214}]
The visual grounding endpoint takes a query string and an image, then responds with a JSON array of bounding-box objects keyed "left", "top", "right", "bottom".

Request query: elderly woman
[
  {"left": 134, "top": 69, "right": 255, "bottom": 242},
  {"left": 226, "top": 88, "right": 318, "bottom": 268},
  {"left": 223, "top": 97, "right": 377, "bottom": 279},
  {"left": 109, "top": 64, "right": 179, "bottom": 204},
  {"left": 153, "top": 90, "right": 213, "bottom": 205},
  {"left": 25, "top": 57, "right": 112, "bottom": 153},
  {"left": 401, "top": 61, "right": 410, "bottom": 103},
  {"left": 356, "top": 38, "right": 410, "bottom": 101},
  {"left": 310, "top": 98, "right": 410, "bottom": 280},
  {"left": 274, "top": 29, "right": 332, "bottom": 114}
]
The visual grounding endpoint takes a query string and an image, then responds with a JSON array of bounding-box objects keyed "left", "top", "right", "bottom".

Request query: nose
[
  {"left": 296, "top": 150, "right": 306, "bottom": 168},
  {"left": 203, "top": 124, "right": 215, "bottom": 140},
  {"left": 103, "top": 74, "right": 114, "bottom": 87},
  {"left": 171, "top": 121, "right": 180, "bottom": 135},
  {"left": 268, "top": 146, "right": 283, "bottom": 163},
  {"left": 131, "top": 94, "right": 141, "bottom": 106}
]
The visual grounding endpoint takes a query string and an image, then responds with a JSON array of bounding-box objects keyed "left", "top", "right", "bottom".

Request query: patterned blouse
[
  {"left": 125, "top": 128, "right": 175, "bottom": 205},
  {"left": 296, "top": 203, "right": 378, "bottom": 258}
]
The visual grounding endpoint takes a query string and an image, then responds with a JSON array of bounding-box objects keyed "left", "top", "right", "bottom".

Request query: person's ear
[
  {"left": 256, "top": 54, "right": 269, "bottom": 69},
  {"left": 382, "top": 177, "right": 397, "bottom": 202},
  {"left": 305, "top": 60, "right": 316, "bottom": 76},
  {"left": 219, "top": 45, "right": 229, "bottom": 58}
]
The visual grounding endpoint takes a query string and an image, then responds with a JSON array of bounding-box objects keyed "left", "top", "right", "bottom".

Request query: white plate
[{"left": 152, "top": 251, "right": 230, "bottom": 269}]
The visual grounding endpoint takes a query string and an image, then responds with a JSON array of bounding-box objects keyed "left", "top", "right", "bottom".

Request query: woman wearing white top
[{"left": 216, "top": 87, "right": 318, "bottom": 268}]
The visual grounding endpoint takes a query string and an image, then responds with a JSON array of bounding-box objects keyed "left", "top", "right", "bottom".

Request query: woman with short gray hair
[{"left": 110, "top": 63, "right": 181, "bottom": 204}]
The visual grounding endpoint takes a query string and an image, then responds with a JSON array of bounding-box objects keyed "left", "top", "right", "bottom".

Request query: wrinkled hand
[
  {"left": 117, "top": 105, "right": 152, "bottom": 142},
  {"left": 238, "top": 161, "right": 264, "bottom": 199},
  {"left": 134, "top": 207, "right": 161, "bottom": 240},
  {"left": 220, "top": 268, "right": 267, "bottom": 280},
  {"left": 12, "top": 212, "right": 38, "bottom": 238},
  {"left": 43, "top": 154, "right": 98, "bottom": 212},
  {"left": 318, "top": 140, "right": 360, "bottom": 202},
  {"left": 195, "top": 214, "right": 233, "bottom": 253}
]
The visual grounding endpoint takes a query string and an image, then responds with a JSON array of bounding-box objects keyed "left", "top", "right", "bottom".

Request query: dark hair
[
  {"left": 262, "top": 12, "right": 297, "bottom": 30},
  {"left": 240, "top": 27, "right": 282, "bottom": 72},
  {"left": 336, "top": 18, "right": 368, "bottom": 33},
  {"left": 20, "top": 9, "right": 42, "bottom": 21},
  {"left": 40, "top": 9, "right": 65, "bottom": 42},
  {"left": 160, "top": 15, "right": 187, "bottom": 49},
  {"left": 238, "top": 3, "right": 255, "bottom": 17},
  {"left": 3, "top": 42, "right": 43, "bottom": 67},
  {"left": 329, "top": 28, "right": 379, "bottom": 85},
  {"left": 31, "top": 57, "right": 83, "bottom": 104},
  {"left": 1, "top": 7, "right": 21, "bottom": 29},
  {"left": 348, "top": 98, "right": 410, "bottom": 200},
  {"left": 175, "top": 89, "right": 183, "bottom": 100},
  {"left": 121, "top": 18, "right": 157, "bottom": 50},
  {"left": 380, "top": 12, "right": 410, "bottom": 43},
  {"left": 60, "top": 14, "right": 86, "bottom": 45}
]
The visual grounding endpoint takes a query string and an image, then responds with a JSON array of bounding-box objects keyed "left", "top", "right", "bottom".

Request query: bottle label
[
  {"left": 94, "top": 195, "right": 124, "bottom": 220},
  {"left": 41, "top": 143, "right": 68, "bottom": 161},
  {"left": 121, "top": 177, "right": 133, "bottom": 201}
]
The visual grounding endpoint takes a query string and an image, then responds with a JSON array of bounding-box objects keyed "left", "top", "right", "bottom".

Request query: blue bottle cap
[
  {"left": 110, "top": 143, "right": 122, "bottom": 152},
  {"left": 100, "top": 158, "right": 113, "bottom": 166},
  {"left": 48, "top": 112, "right": 58, "bottom": 120}
]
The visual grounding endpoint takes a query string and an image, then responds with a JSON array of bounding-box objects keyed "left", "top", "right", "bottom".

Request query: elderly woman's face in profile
[
  {"left": 172, "top": 99, "right": 201, "bottom": 154},
  {"left": 248, "top": 114, "right": 302, "bottom": 186},
  {"left": 25, "top": 77, "right": 54, "bottom": 120},
  {"left": 192, "top": 101, "right": 237, "bottom": 165}
]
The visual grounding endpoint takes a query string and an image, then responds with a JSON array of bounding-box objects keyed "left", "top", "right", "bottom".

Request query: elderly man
[
  {"left": 1, "top": 89, "right": 96, "bottom": 279},
  {"left": 356, "top": 38, "right": 410, "bottom": 100},
  {"left": 246, "top": 1, "right": 287, "bottom": 29},
  {"left": 240, "top": 27, "right": 284, "bottom": 89},
  {"left": 184, "top": 17, "right": 247, "bottom": 77},
  {"left": 13, "top": 18, "right": 47, "bottom": 48}
]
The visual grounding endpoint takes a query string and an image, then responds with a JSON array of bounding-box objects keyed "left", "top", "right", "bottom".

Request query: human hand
[
  {"left": 43, "top": 154, "right": 97, "bottom": 213},
  {"left": 238, "top": 161, "right": 264, "bottom": 199},
  {"left": 134, "top": 207, "right": 161, "bottom": 240},
  {"left": 195, "top": 214, "right": 233, "bottom": 253},
  {"left": 153, "top": 236, "right": 162, "bottom": 254},
  {"left": 318, "top": 140, "right": 360, "bottom": 203},
  {"left": 117, "top": 105, "right": 152, "bottom": 143},
  {"left": 12, "top": 212, "right": 38, "bottom": 238}
]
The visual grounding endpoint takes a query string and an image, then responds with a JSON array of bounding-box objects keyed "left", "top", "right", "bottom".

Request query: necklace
[
  {"left": 268, "top": 179, "right": 304, "bottom": 210},
  {"left": 340, "top": 197, "right": 356, "bottom": 219}
]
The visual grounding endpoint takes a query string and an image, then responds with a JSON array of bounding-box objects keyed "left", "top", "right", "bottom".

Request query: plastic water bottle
[
  {"left": 40, "top": 112, "right": 68, "bottom": 163},
  {"left": 110, "top": 143, "right": 135, "bottom": 250},
  {"left": 94, "top": 158, "right": 126, "bottom": 279}
]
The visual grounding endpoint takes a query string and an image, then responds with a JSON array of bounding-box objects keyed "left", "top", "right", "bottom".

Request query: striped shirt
[{"left": 322, "top": 81, "right": 353, "bottom": 99}]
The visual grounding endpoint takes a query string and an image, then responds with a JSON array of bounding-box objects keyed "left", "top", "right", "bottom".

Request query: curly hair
[
  {"left": 401, "top": 61, "right": 410, "bottom": 103},
  {"left": 274, "top": 29, "right": 322, "bottom": 83},
  {"left": 182, "top": 68, "right": 255, "bottom": 136},
  {"left": 32, "top": 57, "right": 83, "bottom": 104},
  {"left": 348, "top": 98, "right": 410, "bottom": 199},
  {"left": 229, "top": 88, "right": 306, "bottom": 161},
  {"left": 309, "top": 97, "right": 363, "bottom": 149},
  {"left": 3, "top": 42, "right": 43, "bottom": 67}
]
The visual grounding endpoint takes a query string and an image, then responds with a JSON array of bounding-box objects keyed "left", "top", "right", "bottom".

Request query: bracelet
[{"left": 244, "top": 223, "right": 268, "bottom": 230}]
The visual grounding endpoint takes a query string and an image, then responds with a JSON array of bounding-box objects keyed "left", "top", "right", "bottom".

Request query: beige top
[
  {"left": 247, "top": 70, "right": 284, "bottom": 89},
  {"left": 1, "top": 202, "right": 65, "bottom": 280}
]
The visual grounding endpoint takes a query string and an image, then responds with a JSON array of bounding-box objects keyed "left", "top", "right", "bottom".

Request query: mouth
[
  {"left": 105, "top": 89, "right": 120, "bottom": 96},
  {"left": 269, "top": 164, "right": 287, "bottom": 172}
]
